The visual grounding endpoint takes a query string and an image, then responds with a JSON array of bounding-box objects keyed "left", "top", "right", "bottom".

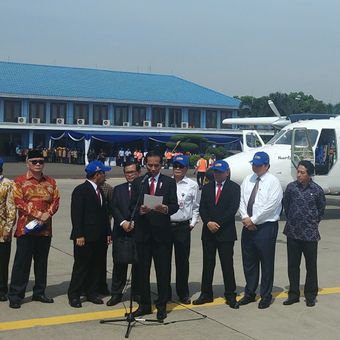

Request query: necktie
[
  {"left": 215, "top": 183, "right": 222, "bottom": 205},
  {"left": 128, "top": 183, "right": 131, "bottom": 199},
  {"left": 247, "top": 177, "right": 260, "bottom": 217},
  {"left": 149, "top": 177, "right": 155, "bottom": 196},
  {"left": 96, "top": 188, "right": 102, "bottom": 205}
]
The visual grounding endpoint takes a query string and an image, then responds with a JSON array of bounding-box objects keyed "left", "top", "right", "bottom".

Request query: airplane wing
[{"left": 222, "top": 117, "right": 287, "bottom": 126}]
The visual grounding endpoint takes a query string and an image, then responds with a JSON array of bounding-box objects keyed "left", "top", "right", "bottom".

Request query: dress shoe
[
  {"left": 179, "top": 296, "right": 191, "bottom": 305},
  {"left": 156, "top": 305, "right": 167, "bottom": 321},
  {"left": 32, "top": 295, "right": 54, "bottom": 303},
  {"left": 69, "top": 298, "right": 82, "bottom": 308},
  {"left": 306, "top": 298, "right": 316, "bottom": 307},
  {"left": 9, "top": 300, "right": 21, "bottom": 309},
  {"left": 131, "top": 304, "right": 152, "bottom": 318},
  {"left": 87, "top": 296, "right": 104, "bottom": 304},
  {"left": 225, "top": 296, "right": 239, "bottom": 309},
  {"left": 258, "top": 299, "right": 271, "bottom": 309},
  {"left": 283, "top": 297, "right": 300, "bottom": 306},
  {"left": 106, "top": 295, "right": 122, "bottom": 306},
  {"left": 235, "top": 295, "right": 256, "bottom": 307},
  {"left": 0, "top": 294, "right": 8, "bottom": 302},
  {"left": 192, "top": 295, "right": 213, "bottom": 305}
]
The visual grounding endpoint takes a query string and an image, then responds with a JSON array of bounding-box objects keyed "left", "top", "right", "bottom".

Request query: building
[{"left": 0, "top": 61, "right": 242, "bottom": 158}]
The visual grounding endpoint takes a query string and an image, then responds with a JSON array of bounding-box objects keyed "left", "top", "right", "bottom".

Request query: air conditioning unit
[
  {"left": 77, "top": 118, "right": 85, "bottom": 125},
  {"left": 143, "top": 120, "right": 151, "bottom": 127},
  {"left": 181, "top": 122, "right": 189, "bottom": 128},
  {"left": 56, "top": 118, "right": 64, "bottom": 125},
  {"left": 156, "top": 123, "right": 163, "bottom": 128},
  {"left": 123, "top": 121, "right": 130, "bottom": 127},
  {"left": 17, "top": 116, "right": 26, "bottom": 124},
  {"left": 32, "top": 118, "right": 40, "bottom": 124},
  {"left": 102, "top": 119, "right": 110, "bottom": 126}
]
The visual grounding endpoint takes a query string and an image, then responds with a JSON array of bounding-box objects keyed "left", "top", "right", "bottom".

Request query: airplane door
[
  {"left": 291, "top": 128, "right": 314, "bottom": 174},
  {"left": 242, "top": 130, "right": 265, "bottom": 151}
]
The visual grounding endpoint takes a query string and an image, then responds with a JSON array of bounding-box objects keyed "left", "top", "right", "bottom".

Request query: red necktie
[
  {"left": 96, "top": 188, "right": 102, "bottom": 205},
  {"left": 150, "top": 177, "right": 155, "bottom": 196},
  {"left": 215, "top": 183, "right": 222, "bottom": 205}
]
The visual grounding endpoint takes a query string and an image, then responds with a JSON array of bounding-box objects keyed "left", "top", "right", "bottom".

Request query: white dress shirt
[
  {"left": 86, "top": 179, "right": 102, "bottom": 205},
  {"left": 171, "top": 176, "right": 200, "bottom": 226},
  {"left": 239, "top": 171, "right": 283, "bottom": 225}
]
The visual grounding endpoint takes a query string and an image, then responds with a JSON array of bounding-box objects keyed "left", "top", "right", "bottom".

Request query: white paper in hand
[{"left": 143, "top": 194, "right": 163, "bottom": 209}]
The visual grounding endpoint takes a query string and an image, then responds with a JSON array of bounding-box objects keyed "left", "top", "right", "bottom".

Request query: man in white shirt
[
  {"left": 170, "top": 155, "right": 200, "bottom": 304},
  {"left": 237, "top": 152, "right": 283, "bottom": 309}
]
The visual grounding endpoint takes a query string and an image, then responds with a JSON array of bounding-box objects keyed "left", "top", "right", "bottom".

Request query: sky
[{"left": 0, "top": 0, "right": 339, "bottom": 104}]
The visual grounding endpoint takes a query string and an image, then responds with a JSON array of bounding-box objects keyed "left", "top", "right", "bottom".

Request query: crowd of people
[{"left": 0, "top": 149, "right": 325, "bottom": 321}]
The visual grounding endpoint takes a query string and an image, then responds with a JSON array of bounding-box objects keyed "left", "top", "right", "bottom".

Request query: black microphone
[{"left": 141, "top": 173, "right": 151, "bottom": 184}]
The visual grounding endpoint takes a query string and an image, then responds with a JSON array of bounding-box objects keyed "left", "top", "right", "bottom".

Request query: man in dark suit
[
  {"left": 68, "top": 161, "right": 112, "bottom": 308},
  {"left": 106, "top": 162, "right": 141, "bottom": 306},
  {"left": 193, "top": 160, "right": 240, "bottom": 309},
  {"left": 131, "top": 149, "right": 179, "bottom": 321}
]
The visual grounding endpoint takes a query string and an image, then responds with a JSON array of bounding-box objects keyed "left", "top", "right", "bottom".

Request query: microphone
[{"left": 141, "top": 173, "right": 151, "bottom": 184}]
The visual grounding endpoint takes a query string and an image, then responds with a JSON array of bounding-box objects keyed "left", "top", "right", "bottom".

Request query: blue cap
[
  {"left": 173, "top": 155, "right": 189, "bottom": 167},
  {"left": 85, "top": 160, "right": 111, "bottom": 175},
  {"left": 211, "top": 160, "right": 229, "bottom": 172},
  {"left": 250, "top": 152, "right": 270, "bottom": 166},
  {"left": 0, "top": 158, "right": 3, "bottom": 168}
]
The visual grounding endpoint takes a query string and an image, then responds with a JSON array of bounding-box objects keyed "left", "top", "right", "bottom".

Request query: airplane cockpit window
[
  {"left": 315, "top": 129, "right": 337, "bottom": 175},
  {"left": 268, "top": 129, "right": 318, "bottom": 146},
  {"left": 245, "top": 133, "right": 263, "bottom": 148}
]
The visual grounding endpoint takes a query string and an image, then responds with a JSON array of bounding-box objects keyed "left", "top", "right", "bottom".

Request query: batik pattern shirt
[
  {"left": 0, "top": 176, "right": 16, "bottom": 242},
  {"left": 13, "top": 172, "right": 60, "bottom": 237},
  {"left": 283, "top": 180, "right": 326, "bottom": 241}
]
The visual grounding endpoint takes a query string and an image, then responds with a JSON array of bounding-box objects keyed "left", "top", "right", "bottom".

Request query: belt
[{"left": 170, "top": 220, "right": 190, "bottom": 227}]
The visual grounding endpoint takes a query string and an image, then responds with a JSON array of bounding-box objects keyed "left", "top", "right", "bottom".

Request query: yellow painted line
[{"left": 1, "top": 287, "right": 340, "bottom": 332}]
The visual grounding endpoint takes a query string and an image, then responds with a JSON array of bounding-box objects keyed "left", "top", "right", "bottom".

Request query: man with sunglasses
[
  {"left": 169, "top": 155, "right": 199, "bottom": 304},
  {"left": 8, "top": 150, "right": 60, "bottom": 309}
]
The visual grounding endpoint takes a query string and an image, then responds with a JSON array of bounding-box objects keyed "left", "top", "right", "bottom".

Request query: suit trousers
[
  {"left": 68, "top": 238, "right": 107, "bottom": 300},
  {"left": 8, "top": 235, "right": 51, "bottom": 302},
  {"left": 241, "top": 221, "right": 278, "bottom": 301},
  {"left": 0, "top": 241, "right": 11, "bottom": 294},
  {"left": 201, "top": 238, "right": 236, "bottom": 298},
  {"left": 169, "top": 221, "right": 191, "bottom": 299},
  {"left": 286, "top": 237, "right": 318, "bottom": 300}
]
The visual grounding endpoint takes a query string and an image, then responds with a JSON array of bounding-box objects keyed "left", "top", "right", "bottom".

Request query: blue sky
[{"left": 0, "top": 0, "right": 339, "bottom": 103}]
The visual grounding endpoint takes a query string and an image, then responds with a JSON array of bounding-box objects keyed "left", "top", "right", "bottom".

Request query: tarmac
[{"left": 0, "top": 163, "right": 340, "bottom": 340}]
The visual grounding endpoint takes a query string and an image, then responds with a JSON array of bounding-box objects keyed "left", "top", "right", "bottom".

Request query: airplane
[{"left": 222, "top": 102, "right": 340, "bottom": 194}]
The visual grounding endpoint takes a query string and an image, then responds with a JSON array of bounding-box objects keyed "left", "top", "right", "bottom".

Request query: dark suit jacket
[
  {"left": 111, "top": 182, "right": 132, "bottom": 239},
  {"left": 199, "top": 179, "right": 240, "bottom": 242},
  {"left": 131, "top": 173, "right": 179, "bottom": 243},
  {"left": 70, "top": 180, "right": 111, "bottom": 242}
]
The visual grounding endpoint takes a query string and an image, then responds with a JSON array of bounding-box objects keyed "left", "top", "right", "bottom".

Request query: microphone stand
[{"left": 100, "top": 174, "right": 161, "bottom": 338}]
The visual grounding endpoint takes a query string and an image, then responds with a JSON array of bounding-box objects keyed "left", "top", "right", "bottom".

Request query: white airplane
[{"left": 223, "top": 107, "right": 340, "bottom": 193}]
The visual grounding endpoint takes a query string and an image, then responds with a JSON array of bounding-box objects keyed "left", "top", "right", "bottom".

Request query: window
[
  {"left": 29, "top": 102, "right": 46, "bottom": 123},
  {"left": 152, "top": 107, "right": 165, "bottom": 126},
  {"left": 268, "top": 129, "right": 318, "bottom": 146},
  {"left": 188, "top": 109, "right": 201, "bottom": 128},
  {"left": 4, "top": 100, "right": 22, "bottom": 122},
  {"left": 221, "top": 110, "right": 233, "bottom": 129},
  {"left": 206, "top": 110, "right": 217, "bottom": 128},
  {"left": 132, "top": 107, "right": 146, "bottom": 126},
  {"left": 315, "top": 129, "right": 337, "bottom": 175},
  {"left": 73, "top": 103, "right": 89, "bottom": 124},
  {"left": 51, "top": 102, "right": 66, "bottom": 123},
  {"left": 169, "top": 108, "right": 182, "bottom": 128},
  {"left": 114, "top": 106, "right": 128, "bottom": 126},
  {"left": 93, "top": 104, "right": 108, "bottom": 125}
]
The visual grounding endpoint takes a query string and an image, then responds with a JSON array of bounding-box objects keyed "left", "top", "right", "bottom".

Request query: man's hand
[
  {"left": 122, "top": 221, "right": 134, "bottom": 232},
  {"left": 207, "top": 221, "right": 220, "bottom": 233},
  {"left": 242, "top": 217, "right": 257, "bottom": 231},
  {"left": 40, "top": 212, "right": 50, "bottom": 222},
  {"left": 154, "top": 204, "right": 168, "bottom": 214},
  {"left": 2, "top": 229, "right": 11, "bottom": 242},
  {"left": 107, "top": 235, "right": 112, "bottom": 245},
  {"left": 76, "top": 237, "right": 85, "bottom": 247},
  {"left": 140, "top": 205, "right": 151, "bottom": 215},
  {"left": 189, "top": 225, "right": 195, "bottom": 231}
]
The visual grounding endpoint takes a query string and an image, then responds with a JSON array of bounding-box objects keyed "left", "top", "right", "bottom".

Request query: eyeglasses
[
  {"left": 173, "top": 164, "right": 185, "bottom": 169},
  {"left": 29, "top": 159, "right": 44, "bottom": 165}
]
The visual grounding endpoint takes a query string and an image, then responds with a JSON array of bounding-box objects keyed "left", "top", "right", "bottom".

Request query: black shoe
[
  {"left": 0, "top": 294, "right": 7, "bottom": 302},
  {"left": 69, "top": 298, "right": 82, "bottom": 308},
  {"left": 87, "top": 296, "right": 104, "bottom": 305},
  {"left": 179, "top": 296, "right": 191, "bottom": 305},
  {"left": 283, "top": 297, "right": 300, "bottom": 306},
  {"left": 306, "top": 298, "right": 316, "bottom": 307},
  {"left": 235, "top": 295, "right": 255, "bottom": 308},
  {"left": 225, "top": 296, "right": 239, "bottom": 309},
  {"left": 258, "top": 299, "right": 271, "bottom": 309},
  {"left": 9, "top": 300, "right": 21, "bottom": 309},
  {"left": 192, "top": 295, "right": 213, "bottom": 305},
  {"left": 32, "top": 295, "right": 54, "bottom": 303},
  {"left": 131, "top": 304, "right": 152, "bottom": 318},
  {"left": 106, "top": 295, "right": 122, "bottom": 306},
  {"left": 156, "top": 305, "right": 167, "bottom": 321}
]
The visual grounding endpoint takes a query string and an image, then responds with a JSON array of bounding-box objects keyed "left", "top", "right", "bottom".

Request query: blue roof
[{"left": 0, "top": 61, "right": 240, "bottom": 108}]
